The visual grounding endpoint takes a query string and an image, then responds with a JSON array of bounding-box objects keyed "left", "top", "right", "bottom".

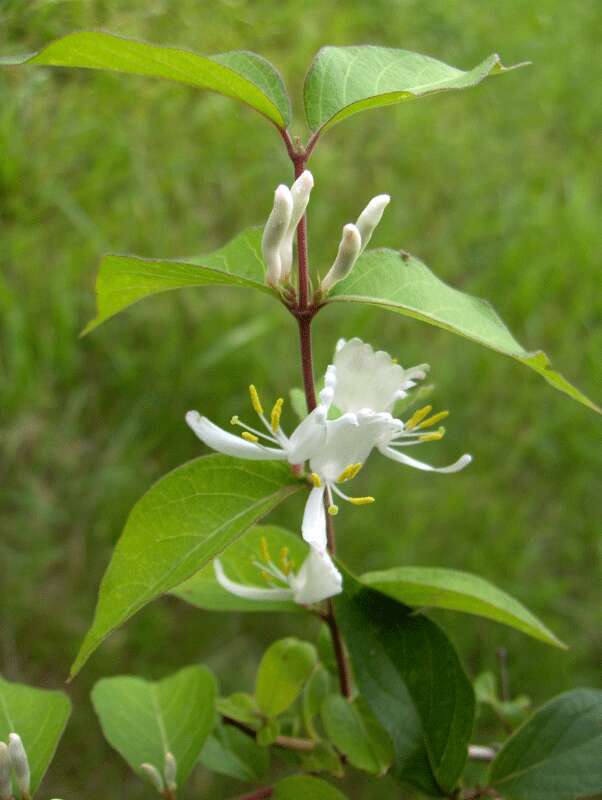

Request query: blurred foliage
[{"left": 0, "top": 0, "right": 600, "bottom": 797}]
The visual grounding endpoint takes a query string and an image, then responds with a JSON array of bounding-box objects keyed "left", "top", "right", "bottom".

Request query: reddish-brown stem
[
  {"left": 278, "top": 128, "right": 352, "bottom": 701},
  {"left": 236, "top": 788, "right": 274, "bottom": 800},
  {"left": 222, "top": 715, "right": 315, "bottom": 752}
]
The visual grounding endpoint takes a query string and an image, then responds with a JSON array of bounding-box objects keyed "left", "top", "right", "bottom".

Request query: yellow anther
[
  {"left": 230, "top": 415, "right": 240, "bottom": 426},
  {"left": 336, "top": 463, "right": 357, "bottom": 483},
  {"left": 328, "top": 504, "right": 339, "bottom": 516},
  {"left": 260, "top": 536, "right": 271, "bottom": 563},
  {"left": 404, "top": 404, "right": 433, "bottom": 431},
  {"left": 249, "top": 384, "right": 264, "bottom": 416},
  {"left": 350, "top": 462, "right": 363, "bottom": 479},
  {"left": 261, "top": 570, "right": 271, "bottom": 583},
  {"left": 271, "top": 397, "right": 284, "bottom": 433},
  {"left": 309, "top": 472, "right": 322, "bottom": 488},
  {"left": 419, "top": 427, "right": 446, "bottom": 442},
  {"left": 349, "top": 496, "right": 375, "bottom": 506},
  {"left": 241, "top": 431, "right": 259, "bottom": 443},
  {"left": 392, "top": 357, "right": 399, "bottom": 364},
  {"left": 417, "top": 410, "right": 449, "bottom": 429},
  {"left": 280, "top": 547, "right": 291, "bottom": 574}
]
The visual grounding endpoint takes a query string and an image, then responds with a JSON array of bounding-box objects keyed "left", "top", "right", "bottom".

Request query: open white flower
[
  {"left": 214, "top": 537, "right": 342, "bottom": 605},
  {"left": 186, "top": 337, "right": 471, "bottom": 553}
]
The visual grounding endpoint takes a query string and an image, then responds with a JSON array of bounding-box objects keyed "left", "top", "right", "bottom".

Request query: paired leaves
[
  {"left": 255, "top": 638, "right": 317, "bottom": 718},
  {"left": 1, "top": 32, "right": 290, "bottom": 128},
  {"left": 172, "top": 525, "right": 307, "bottom": 613},
  {"left": 71, "top": 455, "right": 301, "bottom": 677},
  {"left": 336, "top": 577, "right": 475, "bottom": 795},
  {"left": 83, "top": 227, "right": 269, "bottom": 334},
  {"left": 200, "top": 722, "right": 270, "bottom": 783},
  {"left": 489, "top": 688, "right": 602, "bottom": 800},
  {"left": 91, "top": 666, "right": 216, "bottom": 785},
  {"left": 361, "top": 565, "right": 564, "bottom": 648},
  {"left": 0, "top": 676, "right": 72, "bottom": 795},
  {"left": 304, "top": 46, "right": 525, "bottom": 133},
  {"left": 329, "top": 248, "right": 600, "bottom": 413}
]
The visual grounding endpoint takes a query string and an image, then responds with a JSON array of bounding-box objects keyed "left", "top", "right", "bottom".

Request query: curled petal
[
  {"left": 302, "top": 486, "right": 327, "bottom": 551},
  {"left": 287, "top": 405, "right": 328, "bottom": 463},
  {"left": 214, "top": 560, "right": 293, "bottom": 601},
  {"left": 290, "top": 546, "right": 343, "bottom": 604},
  {"left": 379, "top": 445, "right": 472, "bottom": 473},
  {"left": 186, "top": 411, "right": 287, "bottom": 460},
  {"left": 333, "top": 337, "right": 407, "bottom": 414}
]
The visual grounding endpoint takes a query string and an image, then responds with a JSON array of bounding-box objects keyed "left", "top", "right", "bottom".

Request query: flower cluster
[{"left": 186, "top": 338, "right": 471, "bottom": 607}]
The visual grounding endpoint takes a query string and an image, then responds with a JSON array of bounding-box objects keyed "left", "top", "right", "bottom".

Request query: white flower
[
  {"left": 214, "top": 537, "right": 342, "bottom": 605},
  {"left": 186, "top": 338, "right": 471, "bottom": 554},
  {"left": 262, "top": 171, "right": 313, "bottom": 286}
]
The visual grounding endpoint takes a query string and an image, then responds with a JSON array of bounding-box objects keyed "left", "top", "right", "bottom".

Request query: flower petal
[
  {"left": 287, "top": 405, "right": 327, "bottom": 463},
  {"left": 301, "top": 486, "right": 327, "bottom": 551},
  {"left": 214, "top": 560, "right": 293, "bottom": 601},
  {"left": 186, "top": 411, "right": 287, "bottom": 460},
  {"left": 291, "top": 546, "right": 343, "bottom": 604},
  {"left": 379, "top": 445, "right": 472, "bottom": 473},
  {"left": 309, "top": 412, "right": 389, "bottom": 482},
  {"left": 333, "top": 337, "right": 407, "bottom": 413}
]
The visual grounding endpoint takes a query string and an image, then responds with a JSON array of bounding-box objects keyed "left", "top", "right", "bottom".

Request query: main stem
[{"left": 281, "top": 129, "right": 351, "bottom": 699}]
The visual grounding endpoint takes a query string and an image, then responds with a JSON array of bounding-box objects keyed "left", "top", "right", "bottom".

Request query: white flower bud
[
  {"left": 164, "top": 751, "right": 177, "bottom": 792},
  {"left": 355, "top": 193, "right": 390, "bottom": 253},
  {"left": 321, "top": 223, "right": 362, "bottom": 293},
  {"left": 0, "top": 742, "right": 11, "bottom": 800},
  {"left": 280, "top": 170, "right": 314, "bottom": 280},
  {"left": 8, "top": 734, "right": 30, "bottom": 797},
  {"left": 140, "top": 762, "right": 164, "bottom": 793},
  {"left": 262, "top": 184, "right": 293, "bottom": 287}
]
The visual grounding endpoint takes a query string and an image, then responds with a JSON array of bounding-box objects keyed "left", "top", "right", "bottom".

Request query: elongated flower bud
[
  {"left": 262, "top": 184, "right": 293, "bottom": 287},
  {"left": 321, "top": 223, "right": 362, "bottom": 293},
  {"left": 140, "top": 762, "right": 164, "bottom": 793},
  {"left": 8, "top": 734, "right": 30, "bottom": 798},
  {"left": 355, "top": 193, "right": 390, "bottom": 252},
  {"left": 0, "top": 743, "right": 11, "bottom": 800},
  {"left": 280, "top": 170, "right": 314, "bottom": 280},
  {"left": 164, "top": 751, "right": 177, "bottom": 792}
]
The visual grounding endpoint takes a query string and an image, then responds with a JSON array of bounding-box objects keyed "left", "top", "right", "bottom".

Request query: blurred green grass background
[{"left": 0, "top": 0, "right": 600, "bottom": 797}]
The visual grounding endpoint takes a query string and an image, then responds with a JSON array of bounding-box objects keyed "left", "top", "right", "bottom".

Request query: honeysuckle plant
[{"left": 2, "top": 31, "right": 601, "bottom": 800}]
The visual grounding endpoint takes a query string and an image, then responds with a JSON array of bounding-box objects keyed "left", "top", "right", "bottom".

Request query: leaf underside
[
  {"left": 329, "top": 248, "right": 599, "bottom": 413},
  {"left": 1, "top": 31, "right": 290, "bottom": 127}
]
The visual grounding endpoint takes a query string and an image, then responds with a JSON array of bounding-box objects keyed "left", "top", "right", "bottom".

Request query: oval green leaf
[
  {"left": 200, "top": 722, "right": 270, "bottom": 783},
  {"left": 361, "top": 566, "right": 565, "bottom": 649},
  {"left": 304, "top": 46, "right": 526, "bottom": 133},
  {"left": 321, "top": 695, "right": 393, "bottom": 776},
  {"left": 489, "top": 688, "right": 602, "bottom": 799},
  {"left": 274, "top": 775, "right": 347, "bottom": 800},
  {"left": 1, "top": 32, "right": 290, "bottom": 128},
  {"left": 71, "top": 455, "right": 301, "bottom": 678},
  {"left": 329, "top": 248, "right": 600, "bottom": 413},
  {"left": 82, "top": 227, "right": 271, "bottom": 334},
  {"left": 255, "top": 637, "right": 317, "bottom": 718},
  {"left": 0, "top": 675, "right": 72, "bottom": 795},
  {"left": 91, "top": 665, "right": 216, "bottom": 785},
  {"left": 172, "top": 525, "right": 307, "bottom": 613},
  {"left": 335, "top": 573, "right": 475, "bottom": 795}
]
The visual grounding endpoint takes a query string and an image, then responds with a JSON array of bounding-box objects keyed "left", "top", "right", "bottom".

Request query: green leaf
[
  {"left": 335, "top": 575, "right": 475, "bottom": 795},
  {"left": 91, "top": 665, "right": 216, "bottom": 785},
  {"left": 255, "top": 638, "right": 317, "bottom": 718},
  {"left": 289, "top": 388, "right": 309, "bottom": 422},
  {"left": 1, "top": 32, "right": 290, "bottom": 128},
  {"left": 274, "top": 775, "right": 347, "bottom": 800},
  {"left": 489, "top": 689, "right": 602, "bottom": 799},
  {"left": 0, "top": 675, "right": 72, "bottom": 795},
  {"left": 172, "top": 525, "right": 307, "bottom": 613},
  {"left": 361, "top": 566, "right": 565, "bottom": 648},
  {"left": 216, "top": 692, "right": 261, "bottom": 728},
  {"left": 82, "top": 227, "right": 271, "bottom": 334},
  {"left": 321, "top": 695, "right": 393, "bottom": 775},
  {"left": 302, "top": 667, "right": 331, "bottom": 740},
  {"left": 299, "top": 741, "right": 343, "bottom": 778},
  {"left": 474, "top": 672, "right": 531, "bottom": 726},
  {"left": 200, "top": 722, "right": 269, "bottom": 783},
  {"left": 71, "top": 455, "right": 301, "bottom": 677},
  {"left": 304, "top": 46, "right": 525, "bottom": 133},
  {"left": 329, "top": 249, "right": 600, "bottom": 413}
]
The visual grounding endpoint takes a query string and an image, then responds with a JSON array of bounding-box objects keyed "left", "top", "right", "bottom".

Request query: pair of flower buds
[
  {"left": 141, "top": 751, "right": 177, "bottom": 797},
  {"left": 261, "top": 170, "right": 390, "bottom": 291},
  {"left": 0, "top": 734, "right": 30, "bottom": 800}
]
